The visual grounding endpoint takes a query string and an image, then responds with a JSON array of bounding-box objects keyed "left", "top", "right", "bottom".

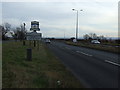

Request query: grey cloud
[{"left": 2, "top": 2, "right": 118, "bottom": 38}]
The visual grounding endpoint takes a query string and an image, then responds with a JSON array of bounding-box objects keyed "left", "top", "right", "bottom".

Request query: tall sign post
[
  {"left": 27, "top": 21, "right": 42, "bottom": 47},
  {"left": 26, "top": 21, "right": 42, "bottom": 61}
]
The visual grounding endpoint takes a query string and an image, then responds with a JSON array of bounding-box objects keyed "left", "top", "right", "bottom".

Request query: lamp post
[
  {"left": 23, "top": 23, "right": 26, "bottom": 45},
  {"left": 64, "top": 30, "right": 65, "bottom": 41},
  {"left": 72, "top": 9, "right": 83, "bottom": 42}
]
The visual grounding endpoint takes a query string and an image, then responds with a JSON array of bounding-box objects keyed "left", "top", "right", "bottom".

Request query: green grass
[
  {"left": 0, "top": 42, "right": 2, "bottom": 89},
  {"left": 2, "top": 41, "right": 84, "bottom": 88},
  {"left": 65, "top": 41, "right": 120, "bottom": 54},
  {"left": 102, "top": 42, "right": 120, "bottom": 46}
]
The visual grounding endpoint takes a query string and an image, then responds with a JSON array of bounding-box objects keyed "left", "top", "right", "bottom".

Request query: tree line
[
  {"left": 83, "top": 33, "right": 106, "bottom": 40},
  {"left": 83, "top": 33, "right": 119, "bottom": 44},
  {"left": 0, "top": 22, "right": 26, "bottom": 40}
]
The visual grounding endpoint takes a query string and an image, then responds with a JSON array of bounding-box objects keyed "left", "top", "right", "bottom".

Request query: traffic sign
[
  {"left": 30, "top": 21, "right": 40, "bottom": 31},
  {"left": 26, "top": 32, "right": 42, "bottom": 40}
]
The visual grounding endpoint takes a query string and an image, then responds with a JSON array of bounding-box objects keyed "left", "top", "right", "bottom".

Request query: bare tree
[
  {"left": 20, "top": 24, "right": 26, "bottom": 40},
  {"left": 92, "top": 33, "right": 97, "bottom": 39},
  {"left": 12, "top": 25, "right": 26, "bottom": 41},
  {"left": 88, "top": 33, "right": 97, "bottom": 39},
  {"left": 0, "top": 25, "right": 7, "bottom": 40},
  {"left": 4, "top": 23, "right": 11, "bottom": 31},
  {"left": 83, "top": 34, "right": 90, "bottom": 40},
  {"left": 83, "top": 33, "right": 105, "bottom": 41},
  {"left": 1, "top": 23, "right": 11, "bottom": 40},
  {"left": 20, "top": 24, "right": 24, "bottom": 31},
  {"left": 12, "top": 27, "right": 20, "bottom": 40},
  {"left": 99, "top": 35, "right": 105, "bottom": 40},
  {"left": 0, "top": 25, "right": 3, "bottom": 40}
]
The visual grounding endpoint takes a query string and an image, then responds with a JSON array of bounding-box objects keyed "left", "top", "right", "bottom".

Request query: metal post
[
  {"left": 76, "top": 10, "right": 78, "bottom": 42},
  {"left": 27, "top": 48, "right": 32, "bottom": 61},
  {"left": 72, "top": 9, "right": 83, "bottom": 42},
  {"left": 64, "top": 31, "right": 65, "bottom": 41}
]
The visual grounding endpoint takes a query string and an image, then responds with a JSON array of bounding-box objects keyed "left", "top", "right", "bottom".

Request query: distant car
[
  {"left": 45, "top": 39, "right": 51, "bottom": 44},
  {"left": 91, "top": 40, "right": 100, "bottom": 44}
]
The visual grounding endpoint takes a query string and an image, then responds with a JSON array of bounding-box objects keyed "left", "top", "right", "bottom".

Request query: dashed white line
[
  {"left": 105, "top": 60, "right": 120, "bottom": 67},
  {"left": 76, "top": 51, "right": 93, "bottom": 57}
]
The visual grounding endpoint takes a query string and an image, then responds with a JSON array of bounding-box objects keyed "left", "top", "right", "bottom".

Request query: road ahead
[{"left": 46, "top": 41, "right": 119, "bottom": 88}]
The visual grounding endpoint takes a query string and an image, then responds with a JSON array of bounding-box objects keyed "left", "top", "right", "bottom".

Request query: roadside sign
[
  {"left": 26, "top": 32, "right": 42, "bottom": 40},
  {"left": 30, "top": 21, "right": 40, "bottom": 31}
]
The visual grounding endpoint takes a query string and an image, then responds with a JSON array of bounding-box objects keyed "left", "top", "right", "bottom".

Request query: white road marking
[
  {"left": 105, "top": 60, "right": 120, "bottom": 67},
  {"left": 76, "top": 51, "right": 93, "bottom": 57}
]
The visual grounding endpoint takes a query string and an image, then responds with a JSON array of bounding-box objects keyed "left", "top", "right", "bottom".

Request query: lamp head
[
  {"left": 80, "top": 9, "right": 83, "bottom": 11},
  {"left": 72, "top": 9, "right": 75, "bottom": 11}
]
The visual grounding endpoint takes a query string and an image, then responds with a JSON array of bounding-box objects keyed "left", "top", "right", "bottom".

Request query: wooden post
[
  {"left": 34, "top": 40, "right": 36, "bottom": 47},
  {"left": 27, "top": 48, "right": 32, "bottom": 61},
  {"left": 37, "top": 40, "right": 39, "bottom": 50},
  {"left": 23, "top": 40, "right": 25, "bottom": 46},
  {"left": 29, "top": 40, "right": 31, "bottom": 46}
]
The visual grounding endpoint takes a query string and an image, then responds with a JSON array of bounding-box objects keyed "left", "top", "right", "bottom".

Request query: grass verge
[
  {"left": 0, "top": 42, "right": 2, "bottom": 89},
  {"left": 2, "top": 41, "right": 84, "bottom": 88},
  {"left": 65, "top": 41, "right": 120, "bottom": 54}
]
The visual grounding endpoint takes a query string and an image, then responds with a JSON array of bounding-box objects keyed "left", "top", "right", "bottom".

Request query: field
[{"left": 2, "top": 41, "right": 84, "bottom": 88}]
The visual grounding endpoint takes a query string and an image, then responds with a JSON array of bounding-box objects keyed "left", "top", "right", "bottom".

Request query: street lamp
[
  {"left": 23, "top": 23, "right": 26, "bottom": 45},
  {"left": 23, "top": 23, "right": 26, "bottom": 31},
  {"left": 72, "top": 9, "right": 83, "bottom": 42}
]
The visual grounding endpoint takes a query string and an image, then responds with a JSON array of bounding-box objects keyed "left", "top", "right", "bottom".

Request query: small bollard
[
  {"left": 57, "top": 80, "right": 61, "bottom": 88},
  {"left": 27, "top": 48, "right": 32, "bottom": 61}
]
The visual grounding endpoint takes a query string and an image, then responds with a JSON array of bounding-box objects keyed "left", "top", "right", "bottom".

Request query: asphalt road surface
[{"left": 46, "top": 41, "right": 119, "bottom": 88}]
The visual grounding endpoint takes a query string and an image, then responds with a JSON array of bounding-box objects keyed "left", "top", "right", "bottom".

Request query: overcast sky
[{"left": 1, "top": 0, "right": 119, "bottom": 38}]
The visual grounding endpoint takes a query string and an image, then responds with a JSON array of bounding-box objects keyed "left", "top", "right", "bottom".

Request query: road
[{"left": 46, "top": 41, "right": 119, "bottom": 88}]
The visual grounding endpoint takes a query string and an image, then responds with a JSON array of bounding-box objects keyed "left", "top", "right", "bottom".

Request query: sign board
[
  {"left": 26, "top": 32, "right": 42, "bottom": 40},
  {"left": 30, "top": 21, "right": 40, "bottom": 31}
]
